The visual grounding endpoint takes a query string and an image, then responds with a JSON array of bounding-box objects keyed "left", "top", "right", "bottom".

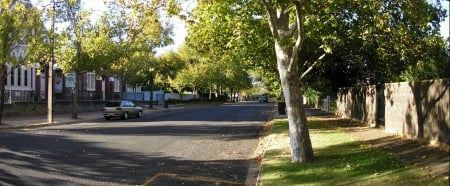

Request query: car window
[
  {"left": 128, "top": 101, "right": 135, "bottom": 107},
  {"left": 123, "top": 100, "right": 133, "bottom": 107},
  {"left": 105, "top": 102, "right": 120, "bottom": 107}
]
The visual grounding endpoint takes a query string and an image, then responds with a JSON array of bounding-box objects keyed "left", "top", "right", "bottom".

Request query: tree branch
[
  {"left": 284, "top": 0, "right": 306, "bottom": 38},
  {"left": 260, "top": 0, "right": 279, "bottom": 39},
  {"left": 297, "top": 0, "right": 310, "bottom": 7},
  {"left": 287, "top": 1, "right": 305, "bottom": 73},
  {"left": 280, "top": 22, "right": 297, "bottom": 38},
  {"left": 300, "top": 53, "right": 326, "bottom": 80}
]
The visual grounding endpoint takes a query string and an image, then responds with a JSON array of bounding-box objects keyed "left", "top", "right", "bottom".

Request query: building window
[
  {"left": 114, "top": 78, "right": 120, "bottom": 92},
  {"left": 24, "top": 68, "right": 28, "bottom": 86},
  {"left": 87, "top": 72, "right": 95, "bottom": 91},
  {"left": 5, "top": 64, "right": 10, "bottom": 86},
  {"left": 10, "top": 69, "right": 15, "bottom": 86},
  {"left": 17, "top": 68, "right": 21, "bottom": 86}
]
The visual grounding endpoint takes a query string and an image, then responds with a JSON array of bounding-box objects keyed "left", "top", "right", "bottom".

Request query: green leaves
[
  {"left": 185, "top": 0, "right": 274, "bottom": 94},
  {"left": 0, "top": 0, "right": 42, "bottom": 66},
  {"left": 301, "top": 0, "right": 448, "bottom": 88},
  {"left": 95, "top": 0, "right": 177, "bottom": 89}
]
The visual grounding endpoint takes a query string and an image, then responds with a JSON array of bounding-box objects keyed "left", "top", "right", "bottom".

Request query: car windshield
[{"left": 105, "top": 102, "right": 121, "bottom": 107}]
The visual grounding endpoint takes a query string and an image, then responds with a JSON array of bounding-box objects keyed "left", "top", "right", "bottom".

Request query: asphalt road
[{"left": 0, "top": 103, "right": 273, "bottom": 186}]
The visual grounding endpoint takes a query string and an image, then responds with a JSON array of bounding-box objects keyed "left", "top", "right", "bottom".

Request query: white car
[{"left": 102, "top": 100, "right": 143, "bottom": 120}]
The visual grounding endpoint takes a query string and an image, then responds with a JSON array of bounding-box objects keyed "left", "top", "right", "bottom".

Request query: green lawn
[{"left": 259, "top": 117, "right": 448, "bottom": 186}]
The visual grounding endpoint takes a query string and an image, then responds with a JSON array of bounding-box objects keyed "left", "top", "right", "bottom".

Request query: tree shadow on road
[{"left": 0, "top": 131, "right": 255, "bottom": 185}]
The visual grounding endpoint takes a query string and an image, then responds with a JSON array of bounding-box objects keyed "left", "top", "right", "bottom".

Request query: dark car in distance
[
  {"left": 258, "top": 95, "right": 268, "bottom": 103},
  {"left": 102, "top": 100, "right": 143, "bottom": 120}
]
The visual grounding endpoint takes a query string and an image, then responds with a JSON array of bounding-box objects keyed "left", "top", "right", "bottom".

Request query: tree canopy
[
  {"left": 183, "top": 0, "right": 449, "bottom": 163},
  {"left": 185, "top": 0, "right": 448, "bottom": 95},
  {"left": 0, "top": 0, "right": 42, "bottom": 123}
]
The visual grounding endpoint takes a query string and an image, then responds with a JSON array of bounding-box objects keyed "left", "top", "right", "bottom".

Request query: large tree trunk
[
  {"left": 261, "top": 0, "right": 314, "bottom": 163},
  {"left": 275, "top": 41, "right": 314, "bottom": 163}
]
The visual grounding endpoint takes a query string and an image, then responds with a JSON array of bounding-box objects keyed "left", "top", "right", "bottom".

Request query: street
[{"left": 0, "top": 103, "right": 273, "bottom": 185}]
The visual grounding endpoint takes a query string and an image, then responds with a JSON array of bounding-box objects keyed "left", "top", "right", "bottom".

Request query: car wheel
[
  {"left": 122, "top": 112, "right": 129, "bottom": 120},
  {"left": 104, "top": 116, "right": 111, "bottom": 120},
  {"left": 137, "top": 111, "right": 142, "bottom": 118}
]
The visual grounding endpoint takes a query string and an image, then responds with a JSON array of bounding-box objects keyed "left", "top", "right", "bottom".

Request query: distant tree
[
  {"left": 186, "top": 0, "right": 266, "bottom": 101},
  {"left": 172, "top": 61, "right": 202, "bottom": 100},
  {"left": 105, "top": 0, "right": 174, "bottom": 101},
  {"left": 156, "top": 52, "right": 185, "bottom": 91},
  {"left": 169, "top": 45, "right": 198, "bottom": 100}
]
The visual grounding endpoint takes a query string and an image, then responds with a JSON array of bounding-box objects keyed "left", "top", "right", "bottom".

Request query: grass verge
[{"left": 259, "top": 116, "right": 448, "bottom": 186}]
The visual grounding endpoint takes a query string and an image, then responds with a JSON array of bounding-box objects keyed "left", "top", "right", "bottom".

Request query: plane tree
[
  {"left": 168, "top": 45, "right": 199, "bottom": 100},
  {"left": 185, "top": 0, "right": 266, "bottom": 100},
  {"left": 186, "top": 0, "right": 315, "bottom": 163},
  {"left": 156, "top": 51, "right": 186, "bottom": 91},
  {"left": 103, "top": 0, "right": 175, "bottom": 108},
  {"left": 217, "top": 53, "right": 252, "bottom": 101},
  {"left": 185, "top": 0, "right": 448, "bottom": 163},
  {"left": 171, "top": 57, "right": 204, "bottom": 101},
  {"left": 55, "top": 2, "right": 118, "bottom": 119},
  {"left": 298, "top": 0, "right": 448, "bottom": 96},
  {"left": 260, "top": 0, "right": 448, "bottom": 163}
]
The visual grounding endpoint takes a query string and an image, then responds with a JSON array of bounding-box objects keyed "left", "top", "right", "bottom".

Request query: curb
[
  {"left": 0, "top": 117, "right": 101, "bottom": 131},
  {"left": 0, "top": 107, "right": 184, "bottom": 131},
  {"left": 246, "top": 108, "right": 278, "bottom": 185}
]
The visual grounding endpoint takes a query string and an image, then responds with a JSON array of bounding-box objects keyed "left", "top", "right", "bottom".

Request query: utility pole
[{"left": 47, "top": 0, "right": 56, "bottom": 123}]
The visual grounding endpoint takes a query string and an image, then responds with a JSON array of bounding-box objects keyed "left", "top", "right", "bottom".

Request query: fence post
[
  {"left": 315, "top": 99, "right": 319, "bottom": 108},
  {"left": 326, "top": 96, "right": 330, "bottom": 112},
  {"left": 322, "top": 96, "right": 330, "bottom": 112}
]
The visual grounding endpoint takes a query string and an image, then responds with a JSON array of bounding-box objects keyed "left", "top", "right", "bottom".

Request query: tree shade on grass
[{"left": 260, "top": 117, "right": 448, "bottom": 186}]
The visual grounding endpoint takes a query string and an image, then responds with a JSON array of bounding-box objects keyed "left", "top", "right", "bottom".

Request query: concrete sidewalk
[{"left": 0, "top": 105, "right": 173, "bottom": 130}]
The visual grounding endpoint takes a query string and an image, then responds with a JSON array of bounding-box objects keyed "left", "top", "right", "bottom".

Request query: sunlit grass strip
[{"left": 260, "top": 117, "right": 448, "bottom": 186}]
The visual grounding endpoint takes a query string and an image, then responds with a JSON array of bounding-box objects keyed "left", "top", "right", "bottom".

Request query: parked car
[
  {"left": 258, "top": 95, "right": 268, "bottom": 103},
  {"left": 102, "top": 100, "right": 143, "bottom": 120}
]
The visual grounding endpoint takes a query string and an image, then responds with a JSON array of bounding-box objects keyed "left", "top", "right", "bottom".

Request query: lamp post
[
  {"left": 47, "top": 0, "right": 64, "bottom": 123},
  {"left": 47, "top": 0, "right": 56, "bottom": 123}
]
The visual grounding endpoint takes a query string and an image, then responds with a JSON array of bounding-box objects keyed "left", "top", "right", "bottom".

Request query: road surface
[{"left": 0, "top": 103, "right": 273, "bottom": 185}]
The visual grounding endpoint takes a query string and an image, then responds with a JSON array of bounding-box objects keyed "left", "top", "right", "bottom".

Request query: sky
[
  {"left": 80, "top": 0, "right": 191, "bottom": 55},
  {"left": 31, "top": 0, "right": 449, "bottom": 54},
  {"left": 78, "top": 0, "right": 192, "bottom": 54},
  {"left": 430, "top": 0, "right": 449, "bottom": 38}
]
